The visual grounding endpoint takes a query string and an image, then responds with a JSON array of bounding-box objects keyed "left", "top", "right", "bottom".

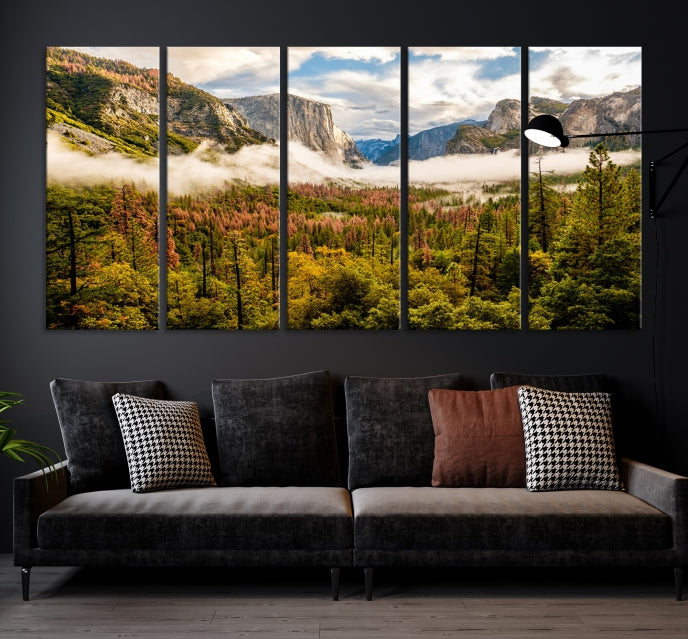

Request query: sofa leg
[
  {"left": 364, "top": 567, "right": 373, "bottom": 601},
  {"left": 330, "top": 567, "right": 340, "bottom": 601},
  {"left": 675, "top": 567, "right": 684, "bottom": 601},
  {"left": 21, "top": 567, "right": 31, "bottom": 601}
]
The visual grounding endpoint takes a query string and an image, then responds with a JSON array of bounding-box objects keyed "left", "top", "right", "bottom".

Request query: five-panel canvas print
[{"left": 46, "top": 46, "right": 642, "bottom": 330}]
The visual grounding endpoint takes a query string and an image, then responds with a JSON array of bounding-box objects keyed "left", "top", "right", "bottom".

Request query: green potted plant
[{"left": 1, "top": 391, "right": 62, "bottom": 482}]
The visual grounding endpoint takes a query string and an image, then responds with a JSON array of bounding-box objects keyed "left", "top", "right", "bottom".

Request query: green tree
[
  {"left": 532, "top": 144, "right": 640, "bottom": 330},
  {"left": 528, "top": 158, "right": 561, "bottom": 253}
]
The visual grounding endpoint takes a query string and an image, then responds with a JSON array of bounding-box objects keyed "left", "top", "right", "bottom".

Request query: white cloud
[
  {"left": 47, "top": 132, "right": 159, "bottom": 190},
  {"left": 529, "top": 148, "right": 640, "bottom": 178},
  {"left": 409, "top": 53, "right": 521, "bottom": 132},
  {"left": 529, "top": 47, "right": 641, "bottom": 101},
  {"left": 168, "top": 141, "right": 280, "bottom": 193},
  {"left": 288, "top": 47, "right": 398, "bottom": 72},
  {"left": 410, "top": 47, "right": 518, "bottom": 62},
  {"left": 167, "top": 47, "right": 280, "bottom": 97},
  {"left": 48, "top": 131, "right": 640, "bottom": 203},
  {"left": 408, "top": 47, "right": 522, "bottom": 133}
]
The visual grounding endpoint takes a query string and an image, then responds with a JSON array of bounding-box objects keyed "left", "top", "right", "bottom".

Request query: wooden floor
[{"left": 0, "top": 556, "right": 686, "bottom": 638}]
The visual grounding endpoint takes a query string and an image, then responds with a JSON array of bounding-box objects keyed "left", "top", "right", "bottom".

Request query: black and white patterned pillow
[
  {"left": 517, "top": 386, "right": 624, "bottom": 492},
  {"left": 112, "top": 393, "right": 216, "bottom": 493}
]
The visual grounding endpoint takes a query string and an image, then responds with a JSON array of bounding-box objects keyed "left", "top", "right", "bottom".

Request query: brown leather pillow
[{"left": 428, "top": 386, "right": 526, "bottom": 487}]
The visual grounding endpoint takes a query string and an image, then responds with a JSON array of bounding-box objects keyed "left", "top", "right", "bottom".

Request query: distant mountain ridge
[
  {"left": 356, "top": 91, "right": 640, "bottom": 162},
  {"left": 46, "top": 47, "right": 642, "bottom": 168},
  {"left": 355, "top": 135, "right": 400, "bottom": 164},
  {"left": 356, "top": 120, "right": 482, "bottom": 165}
]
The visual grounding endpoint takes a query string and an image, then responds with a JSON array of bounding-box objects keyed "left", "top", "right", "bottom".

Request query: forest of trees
[
  {"left": 166, "top": 185, "right": 279, "bottom": 330},
  {"left": 528, "top": 144, "right": 640, "bottom": 330},
  {"left": 46, "top": 183, "right": 159, "bottom": 329},
  {"left": 165, "top": 143, "right": 639, "bottom": 330},
  {"left": 407, "top": 184, "right": 521, "bottom": 329},
  {"left": 47, "top": 142, "right": 640, "bottom": 331}
]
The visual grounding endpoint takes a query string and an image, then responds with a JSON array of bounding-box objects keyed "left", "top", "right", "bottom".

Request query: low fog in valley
[{"left": 47, "top": 131, "right": 641, "bottom": 198}]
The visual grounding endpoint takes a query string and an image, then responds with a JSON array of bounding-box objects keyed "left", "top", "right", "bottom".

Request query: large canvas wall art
[
  {"left": 166, "top": 47, "right": 280, "bottom": 330},
  {"left": 44, "top": 46, "right": 642, "bottom": 331},
  {"left": 286, "top": 47, "right": 401, "bottom": 329},
  {"left": 46, "top": 47, "right": 160, "bottom": 329},
  {"left": 526, "top": 47, "right": 642, "bottom": 330},
  {"left": 407, "top": 47, "right": 521, "bottom": 329}
]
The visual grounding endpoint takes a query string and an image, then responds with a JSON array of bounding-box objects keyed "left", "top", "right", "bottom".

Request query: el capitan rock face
[{"left": 226, "top": 93, "right": 367, "bottom": 166}]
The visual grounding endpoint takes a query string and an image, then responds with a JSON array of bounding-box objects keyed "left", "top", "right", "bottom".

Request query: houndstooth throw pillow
[
  {"left": 112, "top": 393, "right": 216, "bottom": 493},
  {"left": 517, "top": 386, "right": 624, "bottom": 492}
]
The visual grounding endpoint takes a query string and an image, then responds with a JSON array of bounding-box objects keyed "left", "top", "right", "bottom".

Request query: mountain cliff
[
  {"left": 444, "top": 90, "right": 641, "bottom": 155},
  {"left": 445, "top": 99, "right": 521, "bottom": 155},
  {"left": 167, "top": 79, "right": 269, "bottom": 154},
  {"left": 46, "top": 47, "right": 161, "bottom": 157},
  {"left": 226, "top": 94, "right": 367, "bottom": 166},
  {"left": 554, "top": 89, "right": 641, "bottom": 148},
  {"left": 46, "top": 47, "right": 270, "bottom": 158}
]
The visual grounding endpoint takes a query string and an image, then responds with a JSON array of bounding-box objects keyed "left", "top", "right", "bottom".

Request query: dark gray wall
[{"left": 1, "top": 0, "right": 687, "bottom": 552}]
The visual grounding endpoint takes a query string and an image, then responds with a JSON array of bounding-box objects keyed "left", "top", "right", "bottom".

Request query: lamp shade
[{"left": 524, "top": 114, "right": 569, "bottom": 148}]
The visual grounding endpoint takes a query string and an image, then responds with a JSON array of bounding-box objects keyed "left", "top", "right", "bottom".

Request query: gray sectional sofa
[{"left": 13, "top": 371, "right": 687, "bottom": 601}]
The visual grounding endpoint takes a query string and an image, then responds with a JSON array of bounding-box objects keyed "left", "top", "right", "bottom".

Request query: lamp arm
[
  {"left": 563, "top": 128, "right": 688, "bottom": 220},
  {"left": 568, "top": 128, "right": 688, "bottom": 140}
]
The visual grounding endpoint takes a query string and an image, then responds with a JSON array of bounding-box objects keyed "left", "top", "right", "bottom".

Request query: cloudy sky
[
  {"left": 69, "top": 46, "right": 641, "bottom": 142},
  {"left": 288, "top": 47, "right": 400, "bottom": 140},
  {"left": 529, "top": 47, "right": 641, "bottom": 102},
  {"left": 168, "top": 47, "right": 280, "bottom": 96}
]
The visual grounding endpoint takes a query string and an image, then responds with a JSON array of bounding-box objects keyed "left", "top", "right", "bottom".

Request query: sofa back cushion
[
  {"left": 490, "top": 372, "right": 609, "bottom": 393},
  {"left": 345, "top": 373, "right": 464, "bottom": 489},
  {"left": 490, "top": 371, "right": 626, "bottom": 451},
  {"left": 211, "top": 370, "right": 341, "bottom": 486},
  {"left": 50, "top": 378, "right": 164, "bottom": 493}
]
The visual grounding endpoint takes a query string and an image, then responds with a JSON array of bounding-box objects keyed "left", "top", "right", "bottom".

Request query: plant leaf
[
  {"left": 4, "top": 449, "right": 24, "bottom": 462},
  {"left": 0, "top": 427, "right": 16, "bottom": 449}
]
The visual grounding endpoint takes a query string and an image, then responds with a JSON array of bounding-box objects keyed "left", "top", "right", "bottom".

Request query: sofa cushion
[
  {"left": 37, "top": 486, "right": 353, "bottom": 551},
  {"left": 211, "top": 371, "right": 340, "bottom": 486},
  {"left": 50, "top": 378, "right": 164, "bottom": 493},
  {"left": 345, "top": 373, "right": 464, "bottom": 490},
  {"left": 112, "top": 394, "right": 216, "bottom": 493},
  {"left": 351, "top": 486, "right": 671, "bottom": 551},
  {"left": 517, "top": 386, "right": 624, "bottom": 492},
  {"left": 428, "top": 387, "right": 525, "bottom": 487}
]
